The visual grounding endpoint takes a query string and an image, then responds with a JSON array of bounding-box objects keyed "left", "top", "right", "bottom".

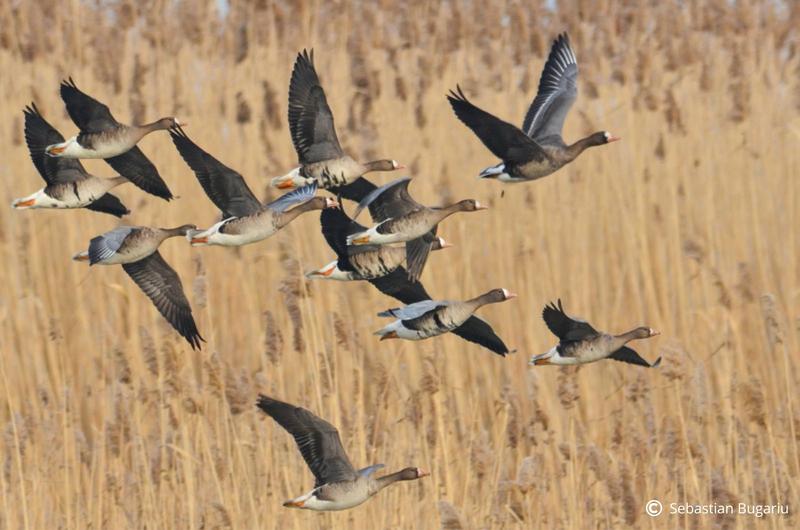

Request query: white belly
[{"left": 59, "top": 136, "right": 132, "bottom": 159}]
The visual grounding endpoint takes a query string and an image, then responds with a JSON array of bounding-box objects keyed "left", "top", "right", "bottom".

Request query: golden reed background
[{"left": 1, "top": 1, "right": 798, "bottom": 528}]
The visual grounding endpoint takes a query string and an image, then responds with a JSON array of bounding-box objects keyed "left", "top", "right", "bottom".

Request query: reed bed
[{"left": 0, "top": 0, "right": 798, "bottom": 528}]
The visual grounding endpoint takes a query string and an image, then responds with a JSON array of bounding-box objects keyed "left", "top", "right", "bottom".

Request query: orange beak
[
  {"left": 277, "top": 180, "right": 296, "bottom": 190},
  {"left": 379, "top": 331, "right": 399, "bottom": 341},
  {"left": 13, "top": 198, "right": 36, "bottom": 208},
  {"left": 534, "top": 358, "right": 551, "bottom": 366},
  {"left": 73, "top": 253, "right": 90, "bottom": 262},
  {"left": 417, "top": 469, "right": 431, "bottom": 477},
  {"left": 190, "top": 236, "right": 208, "bottom": 245},
  {"left": 282, "top": 500, "right": 305, "bottom": 508},
  {"left": 351, "top": 236, "right": 370, "bottom": 245},
  {"left": 46, "top": 145, "right": 66, "bottom": 155},
  {"left": 607, "top": 135, "right": 622, "bottom": 143}
]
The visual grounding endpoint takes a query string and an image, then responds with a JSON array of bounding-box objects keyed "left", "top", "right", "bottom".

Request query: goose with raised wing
[
  {"left": 45, "top": 78, "right": 178, "bottom": 200},
  {"left": 345, "top": 177, "right": 486, "bottom": 280},
  {"left": 12, "top": 103, "right": 129, "bottom": 216},
  {"left": 448, "top": 33, "right": 619, "bottom": 183},
  {"left": 170, "top": 126, "right": 337, "bottom": 247},
  {"left": 72, "top": 225, "right": 203, "bottom": 350},
  {"left": 375, "top": 288, "right": 516, "bottom": 349},
  {"left": 530, "top": 299, "right": 661, "bottom": 367},
  {"left": 271, "top": 49, "right": 403, "bottom": 191},
  {"left": 256, "top": 395, "right": 429, "bottom": 511},
  {"left": 306, "top": 206, "right": 451, "bottom": 281}
]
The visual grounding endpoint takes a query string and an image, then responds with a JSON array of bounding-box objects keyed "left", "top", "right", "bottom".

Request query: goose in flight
[
  {"left": 448, "top": 33, "right": 619, "bottom": 183},
  {"left": 375, "top": 288, "right": 516, "bottom": 351},
  {"left": 73, "top": 225, "right": 204, "bottom": 349},
  {"left": 530, "top": 299, "right": 661, "bottom": 367},
  {"left": 271, "top": 49, "right": 403, "bottom": 190},
  {"left": 256, "top": 395, "right": 429, "bottom": 511},
  {"left": 170, "top": 126, "right": 337, "bottom": 247},
  {"left": 12, "top": 103, "right": 129, "bottom": 216},
  {"left": 46, "top": 78, "right": 178, "bottom": 200}
]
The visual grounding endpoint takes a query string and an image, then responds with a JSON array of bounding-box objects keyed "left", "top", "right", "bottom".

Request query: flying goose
[
  {"left": 447, "top": 33, "right": 620, "bottom": 183},
  {"left": 12, "top": 103, "right": 129, "bottom": 217},
  {"left": 309, "top": 176, "right": 511, "bottom": 356},
  {"left": 530, "top": 300, "right": 661, "bottom": 367},
  {"left": 306, "top": 206, "right": 451, "bottom": 281},
  {"left": 45, "top": 78, "right": 177, "bottom": 200},
  {"left": 345, "top": 177, "right": 486, "bottom": 280},
  {"left": 72, "top": 225, "right": 204, "bottom": 350},
  {"left": 169, "top": 126, "right": 338, "bottom": 247},
  {"left": 271, "top": 49, "right": 403, "bottom": 190},
  {"left": 375, "top": 288, "right": 516, "bottom": 349},
  {"left": 256, "top": 395, "right": 429, "bottom": 511}
]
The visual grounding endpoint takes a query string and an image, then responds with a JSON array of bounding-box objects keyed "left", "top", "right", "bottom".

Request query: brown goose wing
[
  {"left": 104, "top": 147, "right": 174, "bottom": 201},
  {"left": 352, "top": 177, "right": 421, "bottom": 222},
  {"left": 609, "top": 347, "right": 661, "bottom": 368},
  {"left": 288, "top": 49, "right": 344, "bottom": 164},
  {"left": 257, "top": 395, "right": 357, "bottom": 488},
  {"left": 522, "top": 33, "right": 579, "bottom": 142},
  {"left": 170, "top": 126, "right": 261, "bottom": 217},
  {"left": 542, "top": 299, "right": 599, "bottom": 342},
  {"left": 60, "top": 77, "right": 120, "bottom": 133},
  {"left": 85, "top": 193, "right": 130, "bottom": 217},
  {"left": 327, "top": 177, "right": 376, "bottom": 204},
  {"left": 368, "top": 268, "right": 431, "bottom": 304},
  {"left": 404, "top": 228, "right": 437, "bottom": 282},
  {"left": 447, "top": 85, "right": 546, "bottom": 165},
  {"left": 122, "top": 251, "right": 203, "bottom": 350},
  {"left": 452, "top": 316, "right": 510, "bottom": 356},
  {"left": 23, "top": 103, "right": 87, "bottom": 185}
]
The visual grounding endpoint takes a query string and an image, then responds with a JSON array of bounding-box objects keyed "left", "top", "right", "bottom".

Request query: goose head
[
  {"left": 396, "top": 467, "right": 430, "bottom": 480},
  {"left": 482, "top": 288, "right": 517, "bottom": 304},
  {"left": 155, "top": 117, "right": 184, "bottom": 130},
  {"left": 600, "top": 131, "right": 621, "bottom": 144},
  {"left": 455, "top": 199, "right": 488, "bottom": 212},
  {"left": 431, "top": 237, "right": 453, "bottom": 251},
  {"left": 165, "top": 224, "right": 198, "bottom": 237},
  {"left": 631, "top": 326, "right": 660, "bottom": 339}
]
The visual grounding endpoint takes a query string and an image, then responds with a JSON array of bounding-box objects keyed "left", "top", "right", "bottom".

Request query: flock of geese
[{"left": 13, "top": 34, "right": 662, "bottom": 511}]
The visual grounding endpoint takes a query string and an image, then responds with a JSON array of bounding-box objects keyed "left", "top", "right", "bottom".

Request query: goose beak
[
  {"left": 441, "top": 241, "right": 453, "bottom": 249},
  {"left": 190, "top": 236, "right": 208, "bottom": 245},
  {"left": 175, "top": 119, "right": 187, "bottom": 127},
  {"left": 379, "top": 331, "right": 399, "bottom": 341},
  {"left": 307, "top": 265, "right": 336, "bottom": 277},
  {"left": 350, "top": 236, "right": 371, "bottom": 245},
  {"left": 283, "top": 500, "right": 305, "bottom": 508},
  {"left": 12, "top": 198, "right": 36, "bottom": 208},
  {"left": 649, "top": 329, "right": 661, "bottom": 337},
  {"left": 45, "top": 145, "right": 66, "bottom": 156},
  {"left": 276, "top": 180, "right": 296, "bottom": 190},
  {"left": 532, "top": 358, "right": 551, "bottom": 366},
  {"left": 607, "top": 135, "right": 621, "bottom": 143},
  {"left": 474, "top": 201, "right": 489, "bottom": 210},
  {"left": 417, "top": 468, "right": 431, "bottom": 478},
  {"left": 72, "top": 252, "right": 90, "bottom": 262}
]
